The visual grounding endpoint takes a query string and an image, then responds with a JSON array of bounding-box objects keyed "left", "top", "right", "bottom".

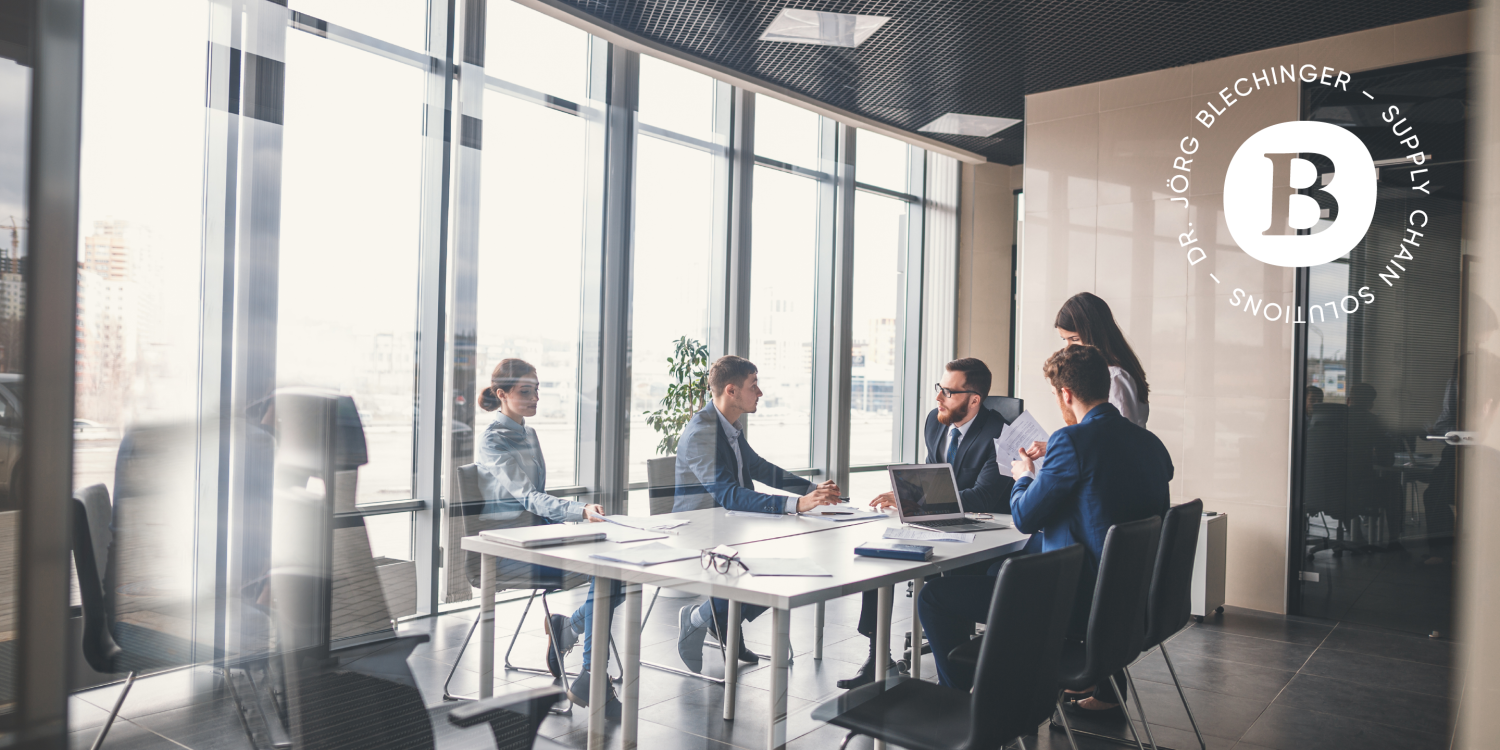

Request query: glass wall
[{"left": 0, "top": 3, "right": 26, "bottom": 720}]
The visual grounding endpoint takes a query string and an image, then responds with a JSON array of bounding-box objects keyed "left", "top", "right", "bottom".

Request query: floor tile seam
[
  {"left": 1281, "top": 665, "right": 1455, "bottom": 704},
  {"left": 1255, "top": 699, "right": 1451, "bottom": 741},
  {"left": 118, "top": 717, "right": 197, "bottom": 750},
  {"left": 1188, "top": 627, "right": 1331, "bottom": 649},
  {"left": 1313, "top": 642, "right": 1458, "bottom": 670},
  {"left": 1126, "top": 672, "right": 1286, "bottom": 706},
  {"left": 1153, "top": 643, "right": 1308, "bottom": 673}
]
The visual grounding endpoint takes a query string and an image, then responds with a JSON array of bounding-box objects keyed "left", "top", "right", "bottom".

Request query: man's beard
[
  {"left": 1057, "top": 391, "right": 1078, "bottom": 426},
  {"left": 938, "top": 400, "right": 970, "bottom": 426}
]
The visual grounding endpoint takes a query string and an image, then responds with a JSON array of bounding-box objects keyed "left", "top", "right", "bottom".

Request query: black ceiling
[{"left": 551, "top": 0, "right": 1471, "bottom": 164}]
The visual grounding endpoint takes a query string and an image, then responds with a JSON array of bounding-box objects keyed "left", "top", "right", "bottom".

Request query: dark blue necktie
[{"left": 946, "top": 427, "right": 960, "bottom": 464}]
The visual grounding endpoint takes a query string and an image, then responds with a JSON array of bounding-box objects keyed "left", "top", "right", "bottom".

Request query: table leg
[
  {"left": 909, "top": 577, "right": 924, "bottom": 681},
  {"left": 724, "top": 600, "right": 741, "bottom": 720},
  {"left": 814, "top": 601, "right": 824, "bottom": 660},
  {"left": 589, "top": 576, "right": 612, "bottom": 750},
  {"left": 874, "top": 585, "right": 893, "bottom": 750},
  {"left": 767, "top": 608, "right": 789, "bottom": 750},
  {"left": 479, "top": 553, "right": 495, "bottom": 699},
  {"left": 623, "top": 583, "right": 642, "bottom": 750}
]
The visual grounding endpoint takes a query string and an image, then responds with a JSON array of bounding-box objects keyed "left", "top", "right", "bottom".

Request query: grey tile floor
[{"left": 67, "top": 592, "right": 1461, "bottom": 750}]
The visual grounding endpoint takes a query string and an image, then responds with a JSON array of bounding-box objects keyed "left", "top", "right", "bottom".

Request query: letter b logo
[{"left": 1223, "top": 121, "right": 1376, "bottom": 268}]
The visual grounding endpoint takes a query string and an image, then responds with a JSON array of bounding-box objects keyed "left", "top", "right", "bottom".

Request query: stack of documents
[
  {"left": 601, "top": 525, "right": 668, "bottom": 544},
  {"left": 603, "top": 516, "right": 690, "bottom": 531},
  {"left": 589, "top": 542, "right": 700, "bottom": 566},
  {"left": 804, "top": 507, "right": 889, "bottom": 522},
  {"left": 993, "top": 410, "right": 1050, "bottom": 467},
  {"left": 884, "top": 527, "right": 975, "bottom": 544}
]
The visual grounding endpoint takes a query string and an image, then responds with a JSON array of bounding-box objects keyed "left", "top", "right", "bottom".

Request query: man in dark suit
[
  {"left": 674, "top": 355, "right": 842, "bottom": 672},
  {"left": 917, "top": 345, "right": 1172, "bottom": 713},
  {"left": 838, "top": 358, "right": 1013, "bottom": 688}
]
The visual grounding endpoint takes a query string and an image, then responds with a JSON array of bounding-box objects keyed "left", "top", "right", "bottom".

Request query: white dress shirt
[{"left": 1108, "top": 366, "right": 1150, "bottom": 427}]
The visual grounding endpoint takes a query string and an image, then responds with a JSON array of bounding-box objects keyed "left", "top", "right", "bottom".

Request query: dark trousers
[
  {"left": 916, "top": 574, "right": 1125, "bottom": 703},
  {"left": 703, "top": 597, "right": 767, "bottom": 637},
  {"left": 856, "top": 558, "right": 998, "bottom": 637}
]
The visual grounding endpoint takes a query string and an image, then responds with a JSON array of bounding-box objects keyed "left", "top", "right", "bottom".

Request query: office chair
[
  {"left": 71, "top": 485, "right": 191, "bottom": 750},
  {"left": 813, "top": 545, "right": 1085, "bottom": 750},
  {"left": 1135, "top": 500, "right": 1207, "bottom": 750},
  {"left": 983, "top": 396, "right": 1025, "bottom": 424},
  {"left": 443, "top": 463, "right": 603, "bottom": 705}
]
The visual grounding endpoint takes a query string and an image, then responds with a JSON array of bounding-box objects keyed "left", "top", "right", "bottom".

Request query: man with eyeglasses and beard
[{"left": 838, "top": 358, "right": 1015, "bottom": 689}]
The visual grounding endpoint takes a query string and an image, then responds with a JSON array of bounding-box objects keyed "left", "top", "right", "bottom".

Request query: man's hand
[
  {"left": 583, "top": 504, "right": 606, "bottom": 522},
  {"left": 869, "top": 491, "right": 897, "bottom": 511},
  {"left": 816, "top": 479, "right": 843, "bottom": 498},
  {"left": 1023, "top": 440, "right": 1047, "bottom": 460},
  {"left": 1010, "top": 448, "right": 1036, "bottom": 480},
  {"left": 797, "top": 486, "right": 842, "bottom": 513}
]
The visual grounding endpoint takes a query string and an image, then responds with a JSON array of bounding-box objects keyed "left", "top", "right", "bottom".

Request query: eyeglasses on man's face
[
  {"left": 933, "top": 383, "right": 979, "bottom": 399},
  {"left": 701, "top": 548, "right": 748, "bottom": 574}
]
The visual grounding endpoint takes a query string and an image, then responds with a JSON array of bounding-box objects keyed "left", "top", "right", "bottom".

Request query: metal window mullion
[
  {"left": 717, "top": 87, "right": 753, "bottom": 360},
  {"left": 18, "top": 0, "right": 85, "bottom": 740},
  {"left": 811, "top": 121, "right": 855, "bottom": 491},
  {"left": 574, "top": 35, "right": 610, "bottom": 501},
  {"left": 895, "top": 146, "right": 927, "bottom": 464},
  {"left": 414, "top": 0, "right": 458, "bottom": 615},
  {"left": 592, "top": 44, "right": 638, "bottom": 513}
]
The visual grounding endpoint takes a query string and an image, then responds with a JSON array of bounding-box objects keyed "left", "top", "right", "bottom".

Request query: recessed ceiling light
[
  {"left": 918, "top": 113, "right": 1021, "bottom": 138},
  {"left": 758, "top": 9, "right": 890, "bottom": 48}
]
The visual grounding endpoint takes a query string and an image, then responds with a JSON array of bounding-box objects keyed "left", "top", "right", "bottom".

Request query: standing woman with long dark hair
[{"left": 1054, "top": 292, "right": 1151, "bottom": 426}]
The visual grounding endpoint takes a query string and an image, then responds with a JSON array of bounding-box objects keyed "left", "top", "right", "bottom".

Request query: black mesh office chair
[
  {"left": 813, "top": 545, "right": 1086, "bottom": 750},
  {"left": 983, "top": 396, "right": 1024, "bottom": 424},
  {"left": 1135, "top": 500, "right": 1206, "bottom": 750},
  {"left": 954, "top": 518, "right": 1162, "bottom": 750},
  {"left": 442, "top": 463, "right": 596, "bottom": 705}
]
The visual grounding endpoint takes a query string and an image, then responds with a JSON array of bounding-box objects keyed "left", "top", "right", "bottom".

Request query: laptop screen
[{"left": 889, "top": 465, "right": 963, "bottom": 518}]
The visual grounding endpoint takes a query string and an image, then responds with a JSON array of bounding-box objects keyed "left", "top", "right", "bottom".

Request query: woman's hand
[{"left": 583, "top": 504, "right": 606, "bottom": 522}]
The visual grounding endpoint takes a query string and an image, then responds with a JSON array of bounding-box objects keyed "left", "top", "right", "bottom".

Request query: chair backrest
[
  {"left": 645, "top": 455, "right": 678, "bottom": 516},
  {"left": 1143, "top": 500, "right": 1203, "bottom": 649},
  {"left": 70, "top": 489, "right": 121, "bottom": 674},
  {"left": 1080, "top": 515, "right": 1161, "bottom": 684},
  {"left": 454, "top": 463, "right": 557, "bottom": 591},
  {"left": 983, "top": 396, "right": 1024, "bottom": 425},
  {"left": 968, "top": 544, "right": 1085, "bottom": 750}
]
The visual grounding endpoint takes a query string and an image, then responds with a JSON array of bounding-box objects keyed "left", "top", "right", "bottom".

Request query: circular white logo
[{"left": 1223, "top": 120, "right": 1378, "bottom": 268}]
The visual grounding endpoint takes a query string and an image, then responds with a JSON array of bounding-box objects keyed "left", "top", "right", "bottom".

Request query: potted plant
[{"left": 642, "top": 337, "right": 709, "bottom": 514}]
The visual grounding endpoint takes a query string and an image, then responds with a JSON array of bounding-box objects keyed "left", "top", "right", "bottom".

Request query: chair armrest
[
  {"left": 947, "top": 637, "right": 981, "bottom": 667},
  {"left": 447, "top": 685, "right": 565, "bottom": 728}
]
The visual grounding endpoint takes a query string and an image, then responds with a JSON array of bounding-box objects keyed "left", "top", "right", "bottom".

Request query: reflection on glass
[
  {"left": 754, "top": 95, "right": 819, "bottom": 169},
  {"left": 846, "top": 470, "right": 892, "bottom": 505},
  {"left": 638, "top": 55, "right": 715, "bottom": 142},
  {"left": 855, "top": 129, "right": 909, "bottom": 192},
  {"left": 474, "top": 95, "right": 588, "bottom": 484},
  {"left": 0, "top": 26, "right": 24, "bottom": 720},
  {"left": 849, "top": 192, "right": 908, "bottom": 464},
  {"left": 292, "top": 0, "right": 428, "bottom": 54},
  {"left": 747, "top": 167, "right": 817, "bottom": 469},
  {"left": 486, "top": 0, "right": 589, "bottom": 103},
  {"left": 279, "top": 32, "right": 424, "bottom": 504},
  {"left": 629, "top": 135, "right": 714, "bottom": 490}
]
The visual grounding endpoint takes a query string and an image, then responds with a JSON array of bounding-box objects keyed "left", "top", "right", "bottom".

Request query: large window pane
[
  {"left": 855, "top": 129, "right": 909, "bottom": 192},
  {"left": 754, "top": 95, "right": 819, "bottom": 169},
  {"left": 638, "top": 55, "right": 714, "bottom": 142},
  {"left": 279, "top": 32, "right": 424, "bottom": 504},
  {"left": 473, "top": 93, "right": 588, "bottom": 484},
  {"left": 0, "top": 14, "right": 25, "bottom": 719},
  {"left": 748, "top": 167, "right": 818, "bottom": 469},
  {"left": 850, "top": 191, "right": 909, "bottom": 465},
  {"left": 486, "top": 0, "right": 589, "bottom": 103},
  {"left": 292, "top": 0, "right": 427, "bottom": 53}
]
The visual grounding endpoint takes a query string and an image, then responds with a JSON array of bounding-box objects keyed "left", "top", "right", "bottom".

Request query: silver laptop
[
  {"left": 887, "top": 464, "right": 1011, "bottom": 533},
  {"left": 479, "top": 525, "right": 608, "bottom": 548}
]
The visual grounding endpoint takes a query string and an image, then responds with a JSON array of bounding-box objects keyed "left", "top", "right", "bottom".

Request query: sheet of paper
[
  {"left": 601, "top": 524, "right": 668, "bottom": 543},
  {"left": 993, "top": 410, "right": 1051, "bottom": 468},
  {"left": 726, "top": 510, "right": 785, "bottom": 519},
  {"left": 588, "top": 542, "right": 700, "bottom": 566},
  {"left": 883, "top": 526, "right": 975, "bottom": 544},
  {"left": 803, "top": 508, "right": 890, "bottom": 522},
  {"left": 741, "top": 558, "right": 832, "bottom": 577},
  {"left": 603, "top": 515, "right": 689, "bottom": 531}
]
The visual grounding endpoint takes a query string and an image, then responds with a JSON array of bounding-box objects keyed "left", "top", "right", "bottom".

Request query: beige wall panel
[
  {"left": 955, "top": 163, "right": 1015, "bottom": 383},
  {"left": 1099, "top": 67, "right": 1192, "bottom": 112},
  {"left": 1028, "top": 82, "right": 1098, "bottom": 124},
  {"left": 1098, "top": 98, "right": 1194, "bottom": 206}
]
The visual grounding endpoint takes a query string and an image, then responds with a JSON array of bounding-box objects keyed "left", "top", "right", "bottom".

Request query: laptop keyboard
[{"left": 919, "top": 518, "right": 981, "bottom": 528}]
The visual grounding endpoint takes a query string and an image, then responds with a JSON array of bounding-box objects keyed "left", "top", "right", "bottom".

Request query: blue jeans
[{"left": 567, "top": 579, "right": 624, "bottom": 670}]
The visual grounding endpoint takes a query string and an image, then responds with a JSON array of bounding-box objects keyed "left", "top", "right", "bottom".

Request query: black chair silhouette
[
  {"left": 71, "top": 484, "right": 189, "bottom": 750},
  {"left": 983, "top": 396, "right": 1025, "bottom": 425},
  {"left": 443, "top": 463, "right": 604, "bottom": 705},
  {"left": 1134, "top": 500, "right": 1206, "bottom": 750},
  {"left": 813, "top": 544, "right": 1086, "bottom": 750}
]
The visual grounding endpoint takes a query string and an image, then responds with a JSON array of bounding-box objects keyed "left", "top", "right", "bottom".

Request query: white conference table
[{"left": 461, "top": 507, "right": 1029, "bottom": 750}]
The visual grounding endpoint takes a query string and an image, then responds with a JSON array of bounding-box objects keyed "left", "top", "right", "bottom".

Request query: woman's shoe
[{"left": 1060, "top": 697, "right": 1126, "bottom": 723}]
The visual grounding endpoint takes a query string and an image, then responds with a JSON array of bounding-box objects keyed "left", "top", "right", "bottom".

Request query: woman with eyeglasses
[
  {"left": 1053, "top": 292, "right": 1151, "bottom": 427},
  {"left": 475, "top": 358, "right": 620, "bottom": 716}
]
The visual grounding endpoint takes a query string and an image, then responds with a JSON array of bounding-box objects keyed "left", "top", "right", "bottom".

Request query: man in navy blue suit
[
  {"left": 674, "top": 355, "right": 842, "bottom": 672},
  {"left": 839, "top": 358, "right": 1014, "bottom": 688},
  {"left": 917, "top": 345, "right": 1172, "bottom": 711}
]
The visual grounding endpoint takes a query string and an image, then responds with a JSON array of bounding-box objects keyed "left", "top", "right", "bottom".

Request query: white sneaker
[{"left": 677, "top": 605, "right": 708, "bottom": 673}]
